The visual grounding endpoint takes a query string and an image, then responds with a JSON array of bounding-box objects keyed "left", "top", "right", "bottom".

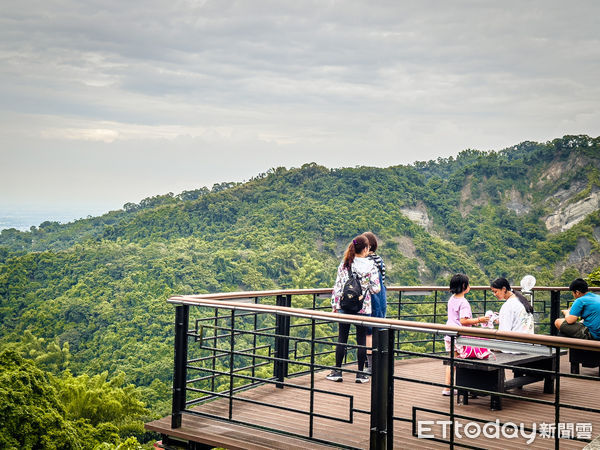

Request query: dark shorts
[{"left": 559, "top": 321, "right": 592, "bottom": 340}]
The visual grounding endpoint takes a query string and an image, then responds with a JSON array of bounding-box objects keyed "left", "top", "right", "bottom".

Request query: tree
[
  {"left": 57, "top": 370, "right": 147, "bottom": 438},
  {"left": 587, "top": 266, "right": 600, "bottom": 286},
  {"left": 0, "top": 349, "right": 147, "bottom": 449},
  {"left": 0, "top": 349, "right": 81, "bottom": 449}
]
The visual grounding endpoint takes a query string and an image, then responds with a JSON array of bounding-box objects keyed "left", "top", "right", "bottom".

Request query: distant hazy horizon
[{"left": 0, "top": 205, "right": 114, "bottom": 232}]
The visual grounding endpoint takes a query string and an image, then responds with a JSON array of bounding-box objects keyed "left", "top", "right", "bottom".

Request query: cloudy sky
[{"left": 1, "top": 0, "right": 599, "bottom": 221}]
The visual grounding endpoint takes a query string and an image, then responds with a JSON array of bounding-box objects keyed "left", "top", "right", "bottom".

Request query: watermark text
[{"left": 417, "top": 420, "right": 592, "bottom": 443}]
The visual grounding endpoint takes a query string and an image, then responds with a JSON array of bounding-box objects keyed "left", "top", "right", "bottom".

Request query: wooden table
[{"left": 446, "top": 351, "right": 558, "bottom": 410}]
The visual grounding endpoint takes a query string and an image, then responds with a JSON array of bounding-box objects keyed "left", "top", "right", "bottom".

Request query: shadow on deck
[{"left": 146, "top": 354, "right": 599, "bottom": 449}]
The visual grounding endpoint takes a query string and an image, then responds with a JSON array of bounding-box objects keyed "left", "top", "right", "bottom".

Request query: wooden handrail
[
  {"left": 172, "top": 285, "right": 600, "bottom": 301},
  {"left": 167, "top": 293, "right": 600, "bottom": 352}
]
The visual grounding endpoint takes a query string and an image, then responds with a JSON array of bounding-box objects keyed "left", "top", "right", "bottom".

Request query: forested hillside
[{"left": 1, "top": 134, "right": 599, "bottom": 447}]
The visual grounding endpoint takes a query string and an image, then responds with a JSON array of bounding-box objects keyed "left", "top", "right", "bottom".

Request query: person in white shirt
[{"left": 490, "top": 277, "right": 534, "bottom": 334}]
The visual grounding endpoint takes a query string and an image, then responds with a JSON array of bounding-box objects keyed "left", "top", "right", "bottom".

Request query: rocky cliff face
[
  {"left": 458, "top": 176, "right": 489, "bottom": 218},
  {"left": 533, "top": 153, "right": 599, "bottom": 233},
  {"left": 555, "top": 234, "right": 600, "bottom": 276},
  {"left": 545, "top": 189, "right": 600, "bottom": 233},
  {"left": 400, "top": 202, "right": 432, "bottom": 230},
  {"left": 506, "top": 187, "right": 531, "bottom": 215}
]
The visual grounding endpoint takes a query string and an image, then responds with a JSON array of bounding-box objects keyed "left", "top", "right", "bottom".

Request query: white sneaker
[
  {"left": 326, "top": 370, "right": 343, "bottom": 382},
  {"left": 355, "top": 373, "right": 370, "bottom": 383}
]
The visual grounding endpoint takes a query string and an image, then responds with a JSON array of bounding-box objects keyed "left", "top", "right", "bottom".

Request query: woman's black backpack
[{"left": 340, "top": 268, "right": 364, "bottom": 313}]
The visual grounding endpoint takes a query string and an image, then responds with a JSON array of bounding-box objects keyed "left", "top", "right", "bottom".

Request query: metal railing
[{"left": 166, "top": 286, "right": 600, "bottom": 449}]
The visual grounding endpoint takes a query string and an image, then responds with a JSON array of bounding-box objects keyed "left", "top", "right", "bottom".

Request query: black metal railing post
[
  {"left": 274, "top": 294, "right": 291, "bottom": 387},
  {"left": 550, "top": 290, "right": 560, "bottom": 336},
  {"left": 553, "top": 345, "right": 561, "bottom": 450},
  {"left": 211, "top": 308, "right": 218, "bottom": 393},
  {"left": 433, "top": 290, "right": 438, "bottom": 352},
  {"left": 396, "top": 291, "right": 402, "bottom": 348},
  {"left": 309, "top": 318, "right": 316, "bottom": 438},
  {"left": 397, "top": 291, "right": 402, "bottom": 320},
  {"left": 386, "top": 328, "right": 394, "bottom": 449},
  {"left": 252, "top": 297, "right": 258, "bottom": 380},
  {"left": 228, "top": 309, "right": 235, "bottom": 419},
  {"left": 171, "top": 304, "right": 189, "bottom": 429},
  {"left": 370, "top": 327, "right": 393, "bottom": 450}
]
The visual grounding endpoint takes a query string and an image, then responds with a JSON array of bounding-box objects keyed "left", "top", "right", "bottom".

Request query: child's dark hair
[
  {"left": 449, "top": 273, "right": 469, "bottom": 294},
  {"left": 362, "top": 231, "right": 378, "bottom": 252},
  {"left": 343, "top": 235, "right": 369, "bottom": 271}
]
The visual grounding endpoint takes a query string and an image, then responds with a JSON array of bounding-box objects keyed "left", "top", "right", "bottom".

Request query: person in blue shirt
[{"left": 554, "top": 278, "right": 600, "bottom": 340}]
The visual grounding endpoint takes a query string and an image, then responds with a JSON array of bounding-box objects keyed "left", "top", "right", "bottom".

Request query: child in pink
[{"left": 443, "top": 274, "right": 488, "bottom": 395}]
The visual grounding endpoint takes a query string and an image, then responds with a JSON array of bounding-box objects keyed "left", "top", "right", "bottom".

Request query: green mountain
[{"left": 1, "top": 134, "right": 599, "bottom": 438}]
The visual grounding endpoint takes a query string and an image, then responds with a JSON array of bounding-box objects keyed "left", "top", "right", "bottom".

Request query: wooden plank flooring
[{"left": 146, "top": 354, "right": 600, "bottom": 449}]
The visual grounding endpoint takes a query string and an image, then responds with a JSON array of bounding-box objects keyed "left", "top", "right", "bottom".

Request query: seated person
[
  {"left": 490, "top": 277, "right": 534, "bottom": 334},
  {"left": 555, "top": 278, "right": 600, "bottom": 340}
]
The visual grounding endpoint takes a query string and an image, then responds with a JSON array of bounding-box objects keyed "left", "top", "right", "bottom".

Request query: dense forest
[{"left": 1, "top": 135, "right": 600, "bottom": 448}]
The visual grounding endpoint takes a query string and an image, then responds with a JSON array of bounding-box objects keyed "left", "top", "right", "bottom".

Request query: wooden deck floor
[{"left": 146, "top": 354, "right": 600, "bottom": 449}]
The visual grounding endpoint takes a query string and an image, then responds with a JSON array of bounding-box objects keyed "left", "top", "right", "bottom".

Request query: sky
[{"left": 1, "top": 0, "right": 599, "bottom": 224}]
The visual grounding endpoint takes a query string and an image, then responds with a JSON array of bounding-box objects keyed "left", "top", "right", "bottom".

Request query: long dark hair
[
  {"left": 343, "top": 235, "right": 369, "bottom": 271},
  {"left": 491, "top": 277, "right": 534, "bottom": 314}
]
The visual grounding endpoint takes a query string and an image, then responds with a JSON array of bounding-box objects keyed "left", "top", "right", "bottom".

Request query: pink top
[
  {"left": 446, "top": 295, "right": 472, "bottom": 327},
  {"left": 445, "top": 294, "right": 473, "bottom": 350}
]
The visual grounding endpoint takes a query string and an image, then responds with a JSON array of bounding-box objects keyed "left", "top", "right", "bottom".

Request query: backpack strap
[
  {"left": 350, "top": 263, "right": 368, "bottom": 298},
  {"left": 347, "top": 265, "right": 357, "bottom": 282}
]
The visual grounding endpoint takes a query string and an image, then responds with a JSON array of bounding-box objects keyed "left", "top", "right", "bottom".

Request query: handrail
[
  {"left": 168, "top": 295, "right": 600, "bottom": 352},
  {"left": 172, "top": 285, "right": 600, "bottom": 301}
]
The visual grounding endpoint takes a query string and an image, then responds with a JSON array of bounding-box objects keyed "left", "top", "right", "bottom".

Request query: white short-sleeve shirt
[{"left": 498, "top": 295, "right": 534, "bottom": 334}]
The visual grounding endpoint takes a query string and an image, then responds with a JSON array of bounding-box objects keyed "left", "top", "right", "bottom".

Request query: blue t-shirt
[{"left": 570, "top": 292, "right": 600, "bottom": 339}]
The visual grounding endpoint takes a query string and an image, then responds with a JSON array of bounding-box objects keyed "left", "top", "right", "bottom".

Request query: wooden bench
[
  {"left": 569, "top": 348, "right": 600, "bottom": 376},
  {"left": 445, "top": 351, "right": 558, "bottom": 410}
]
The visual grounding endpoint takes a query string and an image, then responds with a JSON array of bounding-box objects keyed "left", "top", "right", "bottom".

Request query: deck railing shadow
[{"left": 164, "top": 286, "right": 600, "bottom": 449}]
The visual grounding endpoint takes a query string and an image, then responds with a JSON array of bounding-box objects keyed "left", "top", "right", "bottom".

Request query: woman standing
[
  {"left": 490, "top": 277, "right": 535, "bottom": 334},
  {"left": 328, "top": 235, "right": 381, "bottom": 383},
  {"left": 362, "top": 231, "right": 386, "bottom": 373}
]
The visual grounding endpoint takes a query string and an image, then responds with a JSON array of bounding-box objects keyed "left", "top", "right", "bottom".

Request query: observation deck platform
[{"left": 146, "top": 353, "right": 599, "bottom": 449}]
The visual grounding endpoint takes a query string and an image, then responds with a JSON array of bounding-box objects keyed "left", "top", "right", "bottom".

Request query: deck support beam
[
  {"left": 550, "top": 290, "right": 560, "bottom": 336},
  {"left": 274, "top": 294, "right": 292, "bottom": 388},
  {"left": 370, "top": 327, "right": 394, "bottom": 450},
  {"left": 171, "top": 304, "right": 189, "bottom": 428}
]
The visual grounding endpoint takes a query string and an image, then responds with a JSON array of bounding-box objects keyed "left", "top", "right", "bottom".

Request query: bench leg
[
  {"left": 456, "top": 366, "right": 504, "bottom": 410},
  {"left": 491, "top": 394, "right": 502, "bottom": 411},
  {"left": 571, "top": 362, "right": 580, "bottom": 374},
  {"left": 458, "top": 389, "right": 468, "bottom": 405},
  {"left": 543, "top": 375, "right": 554, "bottom": 394},
  {"left": 490, "top": 369, "right": 504, "bottom": 411}
]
